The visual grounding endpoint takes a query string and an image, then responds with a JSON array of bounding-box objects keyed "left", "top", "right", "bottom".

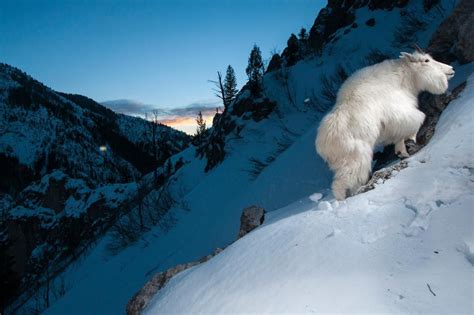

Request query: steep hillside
[
  {"left": 12, "top": 0, "right": 472, "bottom": 314},
  {"left": 144, "top": 73, "right": 474, "bottom": 313}
]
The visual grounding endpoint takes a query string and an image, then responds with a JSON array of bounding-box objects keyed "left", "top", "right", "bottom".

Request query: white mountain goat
[{"left": 316, "top": 50, "right": 455, "bottom": 200}]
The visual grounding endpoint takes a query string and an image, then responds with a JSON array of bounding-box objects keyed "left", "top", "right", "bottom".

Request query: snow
[
  {"left": 20, "top": 1, "right": 470, "bottom": 314},
  {"left": 144, "top": 74, "right": 474, "bottom": 314}
]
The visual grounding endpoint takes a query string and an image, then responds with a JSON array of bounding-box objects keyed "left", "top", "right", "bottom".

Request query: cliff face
[{"left": 427, "top": 0, "right": 474, "bottom": 64}]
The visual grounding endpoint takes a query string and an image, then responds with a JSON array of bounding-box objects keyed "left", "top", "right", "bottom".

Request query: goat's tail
[
  {"left": 316, "top": 110, "right": 372, "bottom": 200},
  {"left": 331, "top": 141, "right": 372, "bottom": 200}
]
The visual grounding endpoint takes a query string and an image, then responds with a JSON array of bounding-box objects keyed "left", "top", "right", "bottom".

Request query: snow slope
[{"left": 144, "top": 74, "right": 474, "bottom": 314}]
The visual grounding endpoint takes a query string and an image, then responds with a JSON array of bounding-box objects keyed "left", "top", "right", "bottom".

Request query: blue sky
[{"left": 0, "top": 0, "right": 324, "bottom": 132}]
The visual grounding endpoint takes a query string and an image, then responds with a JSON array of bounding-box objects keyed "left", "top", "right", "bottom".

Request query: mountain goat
[{"left": 316, "top": 50, "right": 455, "bottom": 200}]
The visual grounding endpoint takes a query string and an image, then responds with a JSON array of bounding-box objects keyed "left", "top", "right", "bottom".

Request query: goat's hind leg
[
  {"left": 331, "top": 148, "right": 372, "bottom": 200},
  {"left": 395, "top": 139, "right": 409, "bottom": 158}
]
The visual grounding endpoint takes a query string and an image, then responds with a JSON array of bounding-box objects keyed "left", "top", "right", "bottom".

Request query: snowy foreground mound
[{"left": 145, "top": 77, "right": 474, "bottom": 314}]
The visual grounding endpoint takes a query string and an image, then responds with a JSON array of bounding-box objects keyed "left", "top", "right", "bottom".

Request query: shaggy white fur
[{"left": 316, "top": 51, "right": 455, "bottom": 200}]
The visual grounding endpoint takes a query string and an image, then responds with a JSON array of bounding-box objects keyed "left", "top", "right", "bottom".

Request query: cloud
[
  {"left": 101, "top": 99, "right": 222, "bottom": 134},
  {"left": 101, "top": 99, "right": 157, "bottom": 116}
]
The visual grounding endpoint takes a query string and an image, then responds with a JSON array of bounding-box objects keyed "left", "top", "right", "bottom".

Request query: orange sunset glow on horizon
[{"left": 160, "top": 112, "right": 216, "bottom": 135}]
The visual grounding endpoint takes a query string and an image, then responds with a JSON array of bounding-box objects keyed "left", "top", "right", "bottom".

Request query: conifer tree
[
  {"left": 245, "top": 44, "right": 265, "bottom": 94},
  {"left": 224, "top": 65, "right": 238, "bottom": 107},
  {"left": 195, "top": 111, "right": 206, "bottom": 145},
  {"left": 298, "top": 27, "right": 308, "bottom": 40}
]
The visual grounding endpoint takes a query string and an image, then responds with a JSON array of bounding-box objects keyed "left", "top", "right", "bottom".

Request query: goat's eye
[{"left": 424, "top": 59, "right": 429, "bottom": 62}]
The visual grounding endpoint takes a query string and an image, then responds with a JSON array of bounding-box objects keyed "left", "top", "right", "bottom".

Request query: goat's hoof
[{"left": 396, "top": 151, "right": 409, "bottom": 159}]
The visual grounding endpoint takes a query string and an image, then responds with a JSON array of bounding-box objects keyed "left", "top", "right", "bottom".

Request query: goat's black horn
[{"left": 412, "top": 43, "right": 424, "bottom": 53}]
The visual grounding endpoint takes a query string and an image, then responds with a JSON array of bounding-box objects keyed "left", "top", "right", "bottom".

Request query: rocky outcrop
[
  {"left": 231, "top": 96, "right": 277, "bottom": 122},
  {"left": 238, "top": 205, "right": 266, "bottom": 239},
  {"left": 267, "top": 53, "right": 283, "bottom": 73},
  {"left": 198, "top": 91, "right": 276, "bottom": 172},
  {"left": 266, "top": 0, "right": 413, "bottom": 72},
  {"left": 427, "top": 0, "right": 474, "bottom": 64}
]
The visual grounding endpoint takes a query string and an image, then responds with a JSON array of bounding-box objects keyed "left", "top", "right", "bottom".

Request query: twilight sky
[{"left": 0, "top": 0, "right": 324, "bottom": 133}]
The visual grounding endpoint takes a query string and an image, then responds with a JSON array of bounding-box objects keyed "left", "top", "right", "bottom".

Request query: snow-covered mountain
[
  {"left": 0, "top": 64, "right": 191, "bottom": 311},
  {"left": 5, "top": 0, "right": 473, "bottom": 314}
]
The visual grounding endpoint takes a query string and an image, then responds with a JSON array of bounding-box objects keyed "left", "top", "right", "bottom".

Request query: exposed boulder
[{"left": 238, "top": 205, "right": 266, "bottom": 239}]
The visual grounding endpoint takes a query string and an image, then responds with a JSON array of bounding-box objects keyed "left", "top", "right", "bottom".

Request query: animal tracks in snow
[{"left": 457, "top": 242, "right": 474, "bottom": 266}]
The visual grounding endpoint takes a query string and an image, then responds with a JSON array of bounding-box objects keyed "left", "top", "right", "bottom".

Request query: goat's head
[{"left": 400, "top": 50, "right": 455, "bottom": 95}]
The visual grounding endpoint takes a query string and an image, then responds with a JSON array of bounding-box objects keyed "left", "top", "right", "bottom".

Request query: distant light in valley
[{"left": 99, "top": 146, "right": 107, "bottom": 152}]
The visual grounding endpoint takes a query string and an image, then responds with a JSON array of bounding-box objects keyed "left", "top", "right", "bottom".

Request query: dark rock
[
  {"left": 238, "top": 205, "right": 265, "bottom": 239},
  {"left": 427, "top": 0, "right": 474, "bottom": 64},
  {"left": 414, "top": 82, "right": 467, "bottom": 151},
  {"left": 231, "top": 97, "right": 276, "bottom": 122},
  {"left": 266, "top": 53, "right": 282, "bottom": 73},
  {"left": 307, "top": 5, "right": 356, "bottom": 54},
  {"left": 368, "top": 0, "right": 409, "bottom": 10},
  {"left": 423, "top": 0, "right": 440, "bottom": 12},
  {"left": 365, "top": 18, "right": 376, "bottom": 26},
  {"left": 306, "top": 0, "right": 409, "bottom": 54},
  {"left": 282, "top": 33, "right": 301, "bottom": 67},
  {"left": 212, "top": 112, "right": 222, "bottom": 126},
  {"left": 344, "top": 29, "right": 351, "bottom": 35},
  {"left": 357, "top": 161, "right": 409, "bottom": 195},
  {"left": 351, "top": 22, "right": 358, "bottom": 28}
]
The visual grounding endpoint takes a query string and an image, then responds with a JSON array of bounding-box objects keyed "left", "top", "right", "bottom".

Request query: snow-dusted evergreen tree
[
  {"left": 210, "top": 65, "right": 238, "bottom": 110},
  {"left": 246, "top": 44, "right": 265, "bottom": 95},
  {"left": 224, "top": 65, "right": 238, "bottom": 107},
  {"left": 195, "top": 111, "right": 206, "bottom": 145}
]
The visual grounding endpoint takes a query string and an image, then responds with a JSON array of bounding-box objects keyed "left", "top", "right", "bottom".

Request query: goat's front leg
[
  {"left": 408, "top": 132, "right": 417, "bottom": 143},
  {"left": 395, "top": 140, "right": 409, "bottom": 158}
]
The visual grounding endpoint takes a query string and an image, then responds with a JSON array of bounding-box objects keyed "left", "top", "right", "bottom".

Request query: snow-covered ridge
[
  {"left": 0, "top": 62, "right": 191, "bottom": 311},
  {"left": 144, "top": 73, "right": 474, "bottom": 314},
  {"left": 0, "top": 63, "right": 190, "bottom": 186}
]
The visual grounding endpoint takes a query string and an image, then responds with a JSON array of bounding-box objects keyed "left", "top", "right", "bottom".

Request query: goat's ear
[{"left": 400, "top": 52, "right": 416, "bottom": 62}]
